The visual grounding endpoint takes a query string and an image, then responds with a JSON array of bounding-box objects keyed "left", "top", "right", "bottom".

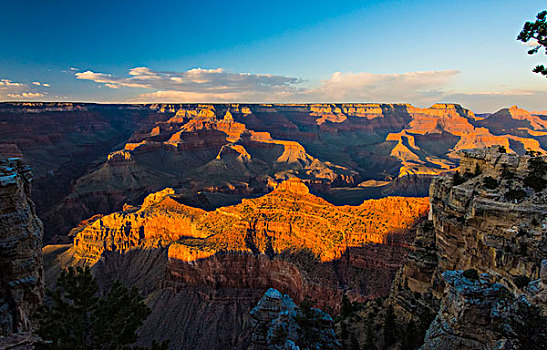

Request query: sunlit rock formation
[
  {"left": 0, "top": 158, "right": 43, "bottom": 335},
  {"left": 45, "top": 179, "right": 428, "bottom": 348},
  {"left": 2, "top": 102, "right": 543, "bottom": 241}
]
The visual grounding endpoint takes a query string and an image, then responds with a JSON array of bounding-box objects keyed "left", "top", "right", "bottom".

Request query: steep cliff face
[
  {"left": 0, "top": 158, "right": 43, "bottom": 335},
  {"left": 421, "top": 269, "right": 547, "bottom": 350}
]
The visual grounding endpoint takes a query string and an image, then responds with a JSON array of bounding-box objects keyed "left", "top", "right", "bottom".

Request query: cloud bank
[
  {"left": 0, "top": 79, "right": 45, "bottom": 100},
  {"left": 73, "top": 66, "right": 546, "bottom": 112},
  {"left": 75, "top": 67, "right": 461, "bottom": 105}
]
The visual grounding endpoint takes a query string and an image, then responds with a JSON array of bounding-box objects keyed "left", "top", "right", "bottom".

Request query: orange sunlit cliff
[{"left": 72, "top": 178, "right": 429, "bottom": 264}]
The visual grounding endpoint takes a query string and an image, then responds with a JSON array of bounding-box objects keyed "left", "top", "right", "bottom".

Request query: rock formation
[
  {"left": 250, "top": 288, "right": 340, "bottom": 350},
  {"left": 44, "top": 179, "right": 428, "bottom": 348},
  {"left": 0, "top": 158, "right": 43, "bottom": 335},
  {"left": 421, "top": 269, "right": 547, "bottom": 350}
]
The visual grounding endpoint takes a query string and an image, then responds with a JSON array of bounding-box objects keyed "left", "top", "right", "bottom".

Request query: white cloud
[
  {"left": 32, "top": 81, "right": 50, "bottom": 87},
  {"left": 75, "top": 67, "right": 302, "bottom": 95},
  {"left": 68, "top": 66, "right": 547, "bottom": 111},
  {"left": 7, "top": 92, "right": 44, "bottom": 98},
  {"left": 301, "top": 70, "right": 459, "bottom": 103},
  {"left": 74, "top": 66, "right": 461, "bottom": 105},
  {"left": 0, "top": 78, "right": 47, "bottom": 100},
  {"left": 0, "top": 79, "right": 24, "bottom": 87}
]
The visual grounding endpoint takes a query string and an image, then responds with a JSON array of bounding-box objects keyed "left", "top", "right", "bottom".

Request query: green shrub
[
  {"left": 513, "top": 275, "right": 531, "bottom": 289},
  {"left": 35, "top": 267, "right": 169, "bottom": 350},
  {"left": 463, "top": 269, "right": 479, "bottom": 280},
  {"left": 483, "top": 176, "right": 498, "bottom": 189},
  {"left": 524, "top": 174, "right": 547, "bottom": 192},
  {"left": 453, "top": 171, "right": 466, "bottom": 185},
  {"left": 505, "top": 188, "right": 527, "bottom": 201}
]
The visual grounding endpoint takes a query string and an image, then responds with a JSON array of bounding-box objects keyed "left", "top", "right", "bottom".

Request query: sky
[{"left": 1, "top": 0, "right": 546, "bottom": 113}]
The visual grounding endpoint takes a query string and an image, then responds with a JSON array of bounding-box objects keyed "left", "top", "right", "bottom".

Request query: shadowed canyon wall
[{"left": 339, "top": 147, "right": 547, "bottom": 350}]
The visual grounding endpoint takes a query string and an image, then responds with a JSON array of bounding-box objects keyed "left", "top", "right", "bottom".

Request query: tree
[
  {"left": 341, "top": 294, "right": 353, "bottom": 318},
  {"left": 362, "top": 322, "right": 376, "bottom": 350},
  {"left": 35, "top": 266, "right": 169, "bottom": 350},
  {"left": 382, "top": 305, "right": 396, "bottom": 349},
  {"left": 517, "top": 10, "right": 547, "bottom": 77}
]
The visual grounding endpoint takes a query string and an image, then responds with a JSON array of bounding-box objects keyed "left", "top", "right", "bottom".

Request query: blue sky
[{"left": 1, "top": 0, "right": 546, "bottom": 112}]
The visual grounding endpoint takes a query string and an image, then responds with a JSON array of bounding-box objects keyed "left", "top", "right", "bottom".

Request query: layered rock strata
[
  {"left": 421, "top": 268, "right": 547, "bottom": 350},
  {"left": 3, "top": 102, "right": 544, "bottom": 241},
  {"left": 0, "top": 158, "right": 43, "bottom": 335}
]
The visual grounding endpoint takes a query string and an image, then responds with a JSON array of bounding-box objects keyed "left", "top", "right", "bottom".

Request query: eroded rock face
[
  {"left": 250, "top": 288, "right": 341, "bottom": 350},
  {"left": 68, "top": 179, "right": 428, "bottom": 311},
  {"left": 0, "top": 158, "right": 43, "bottom": 335},
  {"left": 384, "top": 147, "right": 547, "bottom": 348}
]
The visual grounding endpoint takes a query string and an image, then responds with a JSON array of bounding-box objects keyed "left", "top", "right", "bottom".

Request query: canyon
[
  {"left": 1, "top": 102, "right": 546, "bottom": 242},
  {"left": 0, "top": 101, "right": 546, "bottom": 349}
]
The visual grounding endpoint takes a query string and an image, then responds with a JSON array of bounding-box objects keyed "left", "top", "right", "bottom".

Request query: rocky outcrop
[
  {"left": 250, "top": 288, "right": 340, "bottom": 350},
  {"left": 421, "top": 269, "right": 547, "bottom": 350},
  {"left": 0, "top": 158, "right": 43, "bottom": 335}
]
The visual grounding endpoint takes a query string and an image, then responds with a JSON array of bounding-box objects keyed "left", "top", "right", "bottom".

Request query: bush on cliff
[
  {"left": 35, "top": 266, "right": 169, "bottom": 350},
  {"left": 483, "top": 176, "right": 498, "bottom": 190},
  {"left": 505, "top": 188, "right": 527, "bottom": 202},
  {"left": 525, "top": 156, "right": 547, "bottom": 191}
]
